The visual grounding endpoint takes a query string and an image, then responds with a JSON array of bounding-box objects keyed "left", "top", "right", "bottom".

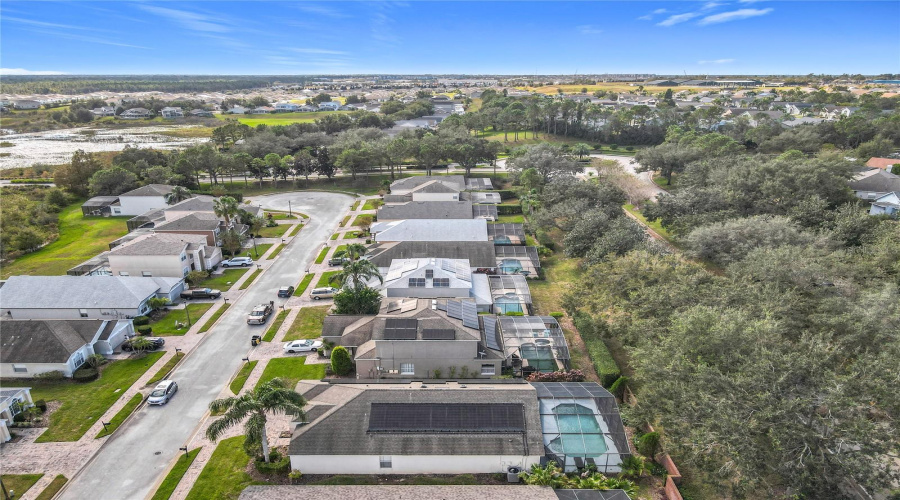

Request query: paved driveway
[{"left": 60, "top": 192, "right": 353, "bottom": 500}]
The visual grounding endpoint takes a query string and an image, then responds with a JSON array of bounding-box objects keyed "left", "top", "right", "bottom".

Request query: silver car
[
  {"left": 310, "top": 287, "right": 338, "bottom": 300},
  {"left": 147, "top": 380, "right": 178, "bottom": 405}
]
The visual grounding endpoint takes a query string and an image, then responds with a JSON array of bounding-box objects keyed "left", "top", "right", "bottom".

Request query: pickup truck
[
  {"left": 328, "top": 257, "right": 349, "bottom": 266},
  {"left": 180, "top": 288, "right": 222, "bottom": 300},
  {"left": 246, "top": 302, "right": 275, "bottom": 325}
]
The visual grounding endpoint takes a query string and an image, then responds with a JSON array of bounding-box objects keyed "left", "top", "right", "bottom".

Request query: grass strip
[
  {"left": 238, "top": 269, "right": 263, "bottom": 290},
  {"left": 314, "top": 246, "right": 329, "bottom": 264},
  {"left": 0, "top": 474, "right": 43, "bottom": 497},
  {"left": 150, "top": 448, "right": 202, "bottom": 500},
  {"left": 262, "top": 310, "right": 289, "bottom": 342},
  {"left": 361, "top": 199, "right": 382, "bottom": 210},
  {"left": 185, "top": 436, "right": 258, "bottom": 500},
  {"left": 286, "top": 224, "right": 303, "bottom": 237},
  {"left": 27, "top": 352, "right": 164, "bottom": 442},
  {"left": 293, "top": 274, "right": 314, "bottom": 297},
  {"left": 329, "top": 233, "right": 339, "bottom": 240},
  {"left": 268, "top": 244, "right": 285, "bottom": 259},
  {"left": 198, "top": 303, "right": 230, "bottom": 333},
  {"left": 351, "top": 214, "right": 373, "bottom": 227},
  {"left": 257, "top": 224, "right": 290, "bottom": 238},
  {"left": 95, "top": 393, "right": 143, "bottom": 439},
  {"left": 339, "top": 215, "right": 350, "bottom": 227},
  {"left": 34, "top": 475, "right": 67, "bottom": 500},
  {"left": 623, "top": 204, "right": 675, "bottom": 243},
  {"left": 229, "top": 361, "right": 258, "bottom": 395},
  {"left": 254, "top": 357, "right": 326, "bottom": 390},
  {"left": 351, "top": 200, "right": 360, "bottom": 211},
  {"left": 147, "top": 352, "right": 185, "bottom": 385},
  {"left": 283, "top": 305, "right": 330, "bottom": 341}
]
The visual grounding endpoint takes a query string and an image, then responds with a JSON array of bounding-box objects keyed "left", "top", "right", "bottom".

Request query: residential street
[{"left": 58, "top": 192, "right": 353, "bottom": 500}]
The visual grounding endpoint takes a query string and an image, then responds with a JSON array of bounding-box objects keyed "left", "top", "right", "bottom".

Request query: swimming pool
[{"left": 544, "top": 403, "right": 609, "bottom": 456}]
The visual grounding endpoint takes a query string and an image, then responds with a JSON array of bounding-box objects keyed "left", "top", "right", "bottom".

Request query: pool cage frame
[{"left": 487, "top": 316, "right": 571, "bottom": 376}]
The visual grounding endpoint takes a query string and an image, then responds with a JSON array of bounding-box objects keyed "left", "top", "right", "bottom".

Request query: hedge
[
  {"left": 133, "top": 316, "right": 150, "bottom": 326},
  {"left": 574, "top": 312, "right": 621, "bottom": 387},
  {"left": 495, "top": 189, "right": 516, "bottom": 200},
  {"left": 137, "top": 325, "right": 152, "bottom": 335},
  {"left": 496, "top": 204, "right": 523, "bottom": 215},
  {"left": 73, "top": 367, "right": 99, "bottom": 382}
]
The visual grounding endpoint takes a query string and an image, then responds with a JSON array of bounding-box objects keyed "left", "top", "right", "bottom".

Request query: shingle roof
[
  {"left": 366, "top": 241, "right": 497, "bottom": 268},
  {"left": 371, "top": 219, "right": 487, "bottom": 242},
  {"left": 390, "top": 175, "right": 465, "bottom": 193},
  {"left": 377, "top": 201, "right": 473, "bottom": 220},
  {"left": 322, "top": 315, "right": 372, "bottom": 340},
  {"left": 120, "top": 184, "right": 175, "bottom": 197},
  {"left": 240, "top": 485, "right": 559, "bottom": 500},
  {"left": 164, "top": 195, "right": 216, "bottom": 213},
  {"left": 0, "top": 276, "right": 168, "bottom": 310},
  {"left": 849, "top": 169, "right": 900, "bottom": 193},
  {"left": 108, "top": 232, "right": 207, "bottom": 256},
  {"left": 288, "top": 384, "right": 543, "bottom": 457},
  {"left": 0, "top": 320, "right": 104, "bottom": 363},
  {"left": 154, "top": 213, "right": 221, "bottom": 232}
]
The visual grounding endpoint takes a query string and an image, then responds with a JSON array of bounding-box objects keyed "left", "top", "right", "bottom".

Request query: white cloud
[
  {"left": 138, "top": 5, "right": 230, "bottom": 33},
  {"left": 295, "top": 3, "right": 347, "bottom": 18},
  {"left": 738, "top": 0, "right": 766, "bottom": 3},
  {"left": 0, "top": 68, "right": 66, "bottom": 75},
  {"left": 698, "top": 8, "right": 773, "bottom": 25},
  {"left": 578, "top": 25, "right": 603, "bottom": 35},
  {"left": 702, "top": 2, "right": 724, "bottom": 10},
  {"left": 657, "top": 12, "right": 701, "bottom": 26},
  {"left": 653, "top": 8, "right": 668, "bottom": 14},
  {"left": 698, "top": 58, "right": 736, "bottom": 64},
  {"left": 638, "top": 8, "right": 668, "bottom": 20},
  {"left": 288, "top": 48, "right": 349, "bottom": 55}
]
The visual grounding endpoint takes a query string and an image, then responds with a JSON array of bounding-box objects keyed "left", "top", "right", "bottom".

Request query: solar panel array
[
  {"left": 440, "top": 259, "right": 472, "bottom": 282},
  {"left": 446, "top": 299, "right": 463, "bottom": 320},
  {"left": 531, "top": 382, "right": 614, "bottom": 400},
  {"left": 482, "top": 315, "right": 502, "bottom": 351},
  {"left": 422, "top": 328, "right": 455, "bottom": 340},
  {"left": 368, "top": 403, "right": 525, "bottom": 433},
  {"left": 383, "top": 318, "right": 418, "bottom": 340},
  {"left": 433, "top": 278, "right": 450, "bottom": 287},
  {"left": 425, "top": 269, "right": 434, "bottom": 279},
  {"left": 408, "top": 277, "right": 426, "bottom": 287},
  {"left": 461, "top": 301, "right": 479, "bottom": 329}
]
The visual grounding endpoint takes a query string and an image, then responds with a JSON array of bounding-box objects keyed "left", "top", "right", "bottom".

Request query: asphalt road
[{"left": 60, "top": 191, "right": 353, "bottom": 500}]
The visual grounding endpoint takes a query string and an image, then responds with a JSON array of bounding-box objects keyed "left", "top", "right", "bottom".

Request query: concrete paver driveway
[{"left": 60, "top": 191, "right": 353, "bottom": 500}]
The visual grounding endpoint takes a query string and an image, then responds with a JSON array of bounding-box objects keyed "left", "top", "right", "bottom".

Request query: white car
[
  {"left": 283, "top": 339, "right": 323, "bottom": 354},
  {"left": 147, "top": 380, "right": 178, "bottom": 405},
  {"left": 222, "top": 256, "right": 253, "bottom": 267}
]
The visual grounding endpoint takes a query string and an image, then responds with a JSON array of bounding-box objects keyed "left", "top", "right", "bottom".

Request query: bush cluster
[
  {"left": 132, "top": 316, "right": 150, "bottom": 326},
  {"left": 73, "top": 366, "right": 99, "bottom": 382},
  {"left": 526, "top": 370, "right": 586, "bottom": 382}
]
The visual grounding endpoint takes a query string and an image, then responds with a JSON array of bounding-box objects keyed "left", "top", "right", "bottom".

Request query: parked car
[
  {"left": 328, "top": 257, "right": 349, "bottom": 266},
  {"left": 180, "top": 288, "right": 222, "bottom": 300},
  {"left": 310, "top": 287, "right": 338, "bottom": 300},
  {"left": 222, "top": 256, "right": 253, "bottom": 267},
  {"left": 283, "top": 339, "right": 323, "bottom": 354},
  {"left": 147, "top": 380, "right": 178, "bottom": 405},
  {"left": 121, "top": 337, "right": 165, "bottom": 352},
  {"left": 246, "top": 302, "right": 274, "bottom": 325},
  {"left": 277, "top": 286, "right": 295, "bottom": 298}
]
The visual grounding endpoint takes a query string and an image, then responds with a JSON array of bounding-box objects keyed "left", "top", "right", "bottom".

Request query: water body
[{"left": 0, "top": 126, "right": 209, "bottom": 169}]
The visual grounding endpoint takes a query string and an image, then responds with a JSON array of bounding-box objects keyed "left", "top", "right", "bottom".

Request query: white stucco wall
[
  {"left": 1, "top": 343, "right": 92, "bottom": 378},
  {"left": 289, "top": 454, "right": 541, "bottom": 475},
  {"left": 108, "top": 254, "right": 190, "bottom": 278},
  {"left": 2, "top": 306, "right": 148, "bottom": 321},
  {"left": 411, "top": 193, "right": 459, "bottom": 202},
  {"left": 115, "top": 196, "right": 169, "bottom": 216}
]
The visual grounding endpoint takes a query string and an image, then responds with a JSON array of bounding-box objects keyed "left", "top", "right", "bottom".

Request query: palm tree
[
  {"left": 213, "top": 196, "right": 239, "bottom": 227},
  {"left": 329, "top": 259, "right": 383, "bottom": 290},
  {"left": 572, "top": 143, "right": 591, "bottom": 160},
  {"left": 247, "top": 216, "right": 266, "bottom": 257},
  {"left": 206, "top": 378, "right": 307, "bottom": 463},
  {"left": 333, "top": 243, "right": 367, "bottom": 262},
  {"left": 165, "top": 186, "right": 191, "bottom": 205}
]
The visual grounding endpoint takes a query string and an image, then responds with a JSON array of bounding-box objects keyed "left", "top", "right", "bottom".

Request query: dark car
[
  {"left": 180, "top": 288, "right": 222, "bottom": 300},
  {"left": 121, "top": 337, "right": 165, "bottom": 352},
  {"left": 328, "top": 257, "right": 349, "bottom": 266},
  {"left": 277, "top": 286, "right": 295, "bottom": 298}
]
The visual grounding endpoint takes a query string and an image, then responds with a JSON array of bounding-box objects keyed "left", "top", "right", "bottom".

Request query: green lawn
[
  {"left": 361, "top": 199, "right": 382, "bottom": 210},
  {"left": 350, "top": 200, "right": 360, "bottom": 211},
  {"left": 198, "top": 304, "right": 230, "bottom": 333},
  {"left": 330, "top": 233, "right": 340, "bottom": 240},
  {"left": 247, "top": 243, "right": 273, "bottom": 259},
  {"left": 25, "top": 352, "right": 164, "bottom": 442},
  {"left": 95, "top": 393, "right": 143, "bottom": 439},
  {"left": 229, "top": 361, "right": 258, "bottom": 395},
  {"left": 623, "top": 204, "right": 675, "bottom": 244},
  {"left": 351, "top": 214, "right": 373, "bottom": 227},
  {"left": 232, "top": 110, "right": 339, "bottom": 127},
  {"left": 185, "top": 436, "right": 262, "bottom": 500},
  {"left": 339, "top": 215, "right": 350, "bottom": 227},
  {"left": 150, "top": 303, "right": 214, "bottom": 335},
  {"left": 333, "top": 244, "right": 347, "bottom": 255},
  {"left": 496, "top": 214, "right": 525, "bottom": 223},
  {"left": 268, "top": 244, "right": 285, "bottom": 259},
  {"left": 147, "top": 352, "right": 185, "bottom": 385},
  {"left": 265, "top": 211, "right": 298, "bottom": 220},
  {"left": 34, "top": 475, "right": 67, "bottom": 500},
  {"left": 203, "top": 269, "right": 249, "bottom": 291},
  {"left": 238, "top": 269, "right": 263, "bottom": 290},
  {"left": 294, "top": 274, "right": 314, "bottom": 297},
  {"left": 0, "top": 204, "right": 129, "bottom": 279},
  {"left": 254, "top": 357, "right": 325, "bottom": 390},
  {"left": 262, "top": 310, "right": 289, "bottom": 342},
  {"left": 286, "top": 224, "right": 303, "bottom": 237},
  {"left": 1, "top": 474, "right": 43, "bottom": 497},
  {"left": 150, "top": 448, "right": 202, "bottom": 500},
  {"left": 316, "top": 271, "right": 340, "bottom": 288},
  {"left": 283, "top": 305, "right": 330, "bottom": 341},
  {"left": 343, "top": 231, "right": 363, "bottom": 239},
  {"left": 257, "top": 224, "right": 290, "bottom": 238},
  {"left": 314, "top": 247, "right": 329, "bottom": 264}
]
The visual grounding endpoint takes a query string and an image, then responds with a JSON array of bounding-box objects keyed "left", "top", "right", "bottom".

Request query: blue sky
[{"left": 1, "top": 1, "right": 897, "bottom": 75}]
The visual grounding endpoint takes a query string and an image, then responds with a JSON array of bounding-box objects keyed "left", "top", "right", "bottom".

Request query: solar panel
[
  {"left": 461, "top": 301, "right": 479, "bottom": 329},
  {"left": 422, "top": 328, "right": 455, "bottom": 340},
  {"left": 425, "top": 269, "right": 434, "bottom": 279},
  {"left": 368, "top": 403, "right": 525, "bottom": 433},
  {"left": 408, "top": 277, "right": 426, "bottom": 287},
  {"left": 399, "top": 299, "right": 418, "bottom": 313},
  {"left": 383, "top": 318, "right": 418, "bottom": 340},
  {"left": 433, "top": 278, "right": 450, "bottom": 287},
  {"left": 482, "top": 316, "right": 502, "bottom": 351},
  {"left": 446, "top": 299, "right": 462, "bottom": 320}
]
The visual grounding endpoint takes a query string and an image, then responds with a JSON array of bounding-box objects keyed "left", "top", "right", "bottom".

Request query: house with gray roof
[
  {"left": 0, "top": 275, "right": 184, "bottom": 320},
  {"left": 107, "top": 232, "right": 222, "bottom": 278},
  {"left": 849, "top": 169, "right": 900, "bottom": 200},
  {"left": 377, "top": 201, "right": 474, "bottom": 221},
  {"left": 377, "top": 258, "right": 492, "bottom": 311},
  {"left": 365, "top": 241, "right": 497, "bottom": 268},
  {"left": 0, "top": 319, "right": 134, "bottom": 378},
  {"left": 152, "top": 213, "right": 224, "bottom": 246},
  {"left": 385, "top": 175, "right": 466, "bottom": 203},
  {"left": 110, "top": 184, "right": 176, "bottom": 216},
  {"left": 371, "top": 219, "right": 488, "bottom": 243}
]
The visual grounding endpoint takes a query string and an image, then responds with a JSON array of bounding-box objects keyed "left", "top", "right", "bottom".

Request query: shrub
[
  {"left": 73, "top": 366, "right": 99, "bottom": 382},
  {"left": 132, "top": 316, "right": 150, "bottom": 326},
  {"left": 535, "top": 229, "right": 556, "bottom": 251},
  {"left": 637, "top": 431, "right": 661, "bottom": 458},
  {"left": 254, "top": 453, "right": 290, "bottom": 474},
  {"left": 34, "top": 370, "right": 65, "bottom": 381},
  {"left": 184, "top": 271, "right": 209, "bottom": 287},
  {"left": 504, "top": 311, "right": 525, "bottom": 316},
  {"left": 137, "top": 325, "right": 152, "bottom": 335},
  {"left": 13, "top": 413, "right": 26, "bottom": 423},
  {"left": 35, "top": 399, "right": 47, "bottom": 412},
  {"left": 609, "top": 144, "right": 618, "bottom": 150},
  {"left": 86, "top": 353, "right": 106, "bottom": 368},
  {"left": 625, "top": 146, "right": 634, "bottom": 152},
  {"left": 526, "top": 370, "right": 586, "bottom": 382},
  {"left": 433, "top": 368, "right": 443, "bottom": 379},
  {"left": 549, "top": 312, "right": 564, "bottom": 320},
  {"left": 496, "top": 204, "right": 523, "bottom": 215},
  {"left": 330, "top": 346, "right": 353, "bottom": 376},
  {"left": 289, "top": 469, "right": 303, "bottom": 484},
  {"left": 609, "top": 376, "right": 629, "bottom": 399}
]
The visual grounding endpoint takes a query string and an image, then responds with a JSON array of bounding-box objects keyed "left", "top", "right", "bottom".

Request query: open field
[
  {"left": 0, "top": 204, "right": 129, "bottom": 279},
  {"left": 518, "top": 82, "right": 754, "bottom": 95},
  {"left": 21, "top": 352, "right": 164, "bottom": 442},
  {"left": 230, "top": 111, "right": 339, "bottom": 127}
]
